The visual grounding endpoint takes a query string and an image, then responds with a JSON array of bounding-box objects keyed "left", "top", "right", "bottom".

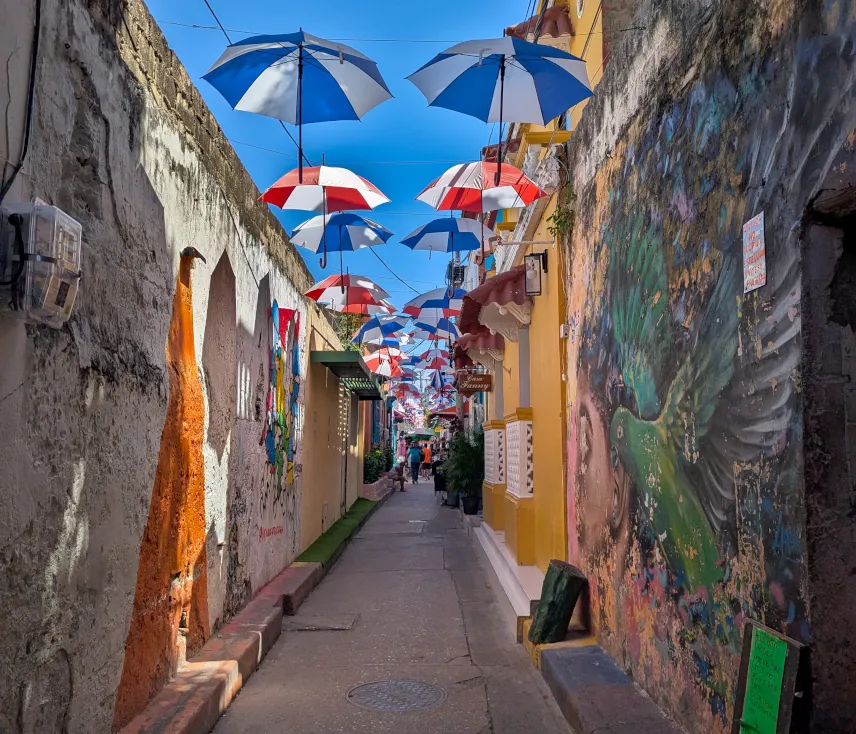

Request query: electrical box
[
  {"left": 559, "top": 323, "right": 571, "bottom": 339},
  {"left": 0, "top": 199, "right": 82, "bottom": 328}
]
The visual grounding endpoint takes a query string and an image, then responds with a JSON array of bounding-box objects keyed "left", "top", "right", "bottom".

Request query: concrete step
[
  {"left": 540, "top": 644, "right": 686, "bottom": 734},
  {"left": 473, "top": 524, "right": 543, "bottom": 628}
]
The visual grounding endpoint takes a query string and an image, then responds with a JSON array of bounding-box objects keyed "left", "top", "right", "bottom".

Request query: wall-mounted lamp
[{"left": 524, "top": 251, "right": 548, "bottom": 296}]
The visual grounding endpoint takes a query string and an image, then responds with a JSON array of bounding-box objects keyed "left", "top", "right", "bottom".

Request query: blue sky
[{"left": 147, "top": 0, "right": 531, "bottom": 309}]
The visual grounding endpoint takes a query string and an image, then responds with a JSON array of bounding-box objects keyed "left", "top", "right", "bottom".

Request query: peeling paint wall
[
  {"left": 563, "top": 0, "right": 856, "bottom": 731},
  {"left": 0, "top": 0, "right": 346, "bottom": 731}
]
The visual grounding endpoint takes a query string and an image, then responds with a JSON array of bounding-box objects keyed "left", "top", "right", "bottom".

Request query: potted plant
[{"left": 445, "top": 430, "right": 484, "bottom": 515}]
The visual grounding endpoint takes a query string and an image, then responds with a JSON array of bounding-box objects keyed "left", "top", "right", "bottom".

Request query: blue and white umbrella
[
  {"left": 352, "top": 314, "right": 408, "bottom": 345},
  {"left": 407, "top": 37, "right": 591, "bottom": 126},
  {"left": 292, "top": 212, "right": 393, "bottom": 271},
  {"left": 408, "top": 36, "right": 592, "bottom": 182},
  {"left": 403, "top": 288, "right": 467, "bottom": 317},
  {"left": 204, "top": 32, "right": 392, "bottom": 178},
  {"left": 412, "top": 317, "right": 460, "bottom": 341},
  {"left": 400, "top": 217, "right": 495, "bottom": 253}
]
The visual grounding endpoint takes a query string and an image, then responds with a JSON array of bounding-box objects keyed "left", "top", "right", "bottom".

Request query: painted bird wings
[{"left": 608, "top": 213, "right": 672, "bottom": 420}]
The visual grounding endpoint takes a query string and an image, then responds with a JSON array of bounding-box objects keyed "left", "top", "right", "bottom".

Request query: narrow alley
[{"left": 214, "top": 484, "right": 570, "bottom": 734}]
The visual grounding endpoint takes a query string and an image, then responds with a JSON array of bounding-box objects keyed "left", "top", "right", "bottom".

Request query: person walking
[
  {"left": 407, "top": 442, "right": 423, "bottom": 484},
  {"left": 420, "top": 442, "right": 432, "bottom": 479}
]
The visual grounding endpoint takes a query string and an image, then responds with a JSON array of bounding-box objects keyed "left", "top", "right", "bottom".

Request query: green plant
[
  {"left": 334, "top": 313, "right": 363, "bottom": 353},
  {"left": 547, "top": 182, "right": 576, "bottom": 244},
  {"left": 444, "top": 430, "right": 484, "bottom": 498},
  {"left": 382, "top": 443, "right": 394, "bottom": 472},
  {"left": 363, "top": 447, "right": 385, "bottom": 484}
]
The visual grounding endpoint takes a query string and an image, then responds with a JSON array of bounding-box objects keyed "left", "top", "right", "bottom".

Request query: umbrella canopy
[
  {"left": 364, "top": 354, "right": 402, "bottom": 378},
  {"left": 261, "top": 165, "right": 390, "bottom": 213},
  {"left": 400, "top": 217, "right": 494, "bottom": 253},
  {"left": 429, "top": 370, "right": 456, "bottom": 390},
  {"left": 352, "top": 314, "right": 408, "bottom": 345},
  {"left": 419, "top": 348, "right": 451, "bottom": 361},
  {"left": 407, "top": 36, "right": 592, "bottom": 126},
  {"left": 416, "top": 161, "right": 545, "bottom": 213},
  {"left": 412, "top": 317, "right": 460, "bottom": 341},
  {"left": 292, "top": 212, "right": 393, "bottom": 253},
  {"left": 203, "top": 32, "right": 392, "bottom": 178},
  {"left": 305, "top": 274, "right": 394, "bottom": 314},
  {"left": 417, "top": 356, "right": 452, "bottom": 371},
  {"left": 403, "top": 288, "right": 467, "bottom": 317}
]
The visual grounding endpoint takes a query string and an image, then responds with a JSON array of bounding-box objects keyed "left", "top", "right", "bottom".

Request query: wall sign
[
  {"left": 457, "top": 373, "right": 493, "bottom": 394},
  {"left": 743, "top": 211, "right": 767, "bottom": 293},
  {"left": 731, "top": 621, "right": 803, "bottom": 734}
]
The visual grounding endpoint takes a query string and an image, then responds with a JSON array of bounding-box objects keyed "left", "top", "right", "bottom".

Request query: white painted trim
[{"left": 474, "top": 524, "right": 544, "bottom": 619}]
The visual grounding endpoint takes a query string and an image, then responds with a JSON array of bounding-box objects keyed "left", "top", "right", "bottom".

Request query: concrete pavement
[{"left": 214, "top": 481, "right": 572, "bottom": 733}]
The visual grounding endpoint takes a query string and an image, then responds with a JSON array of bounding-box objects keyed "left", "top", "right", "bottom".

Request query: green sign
[{"left": 740, "top": 628, "right": 788, "bottom": 734}]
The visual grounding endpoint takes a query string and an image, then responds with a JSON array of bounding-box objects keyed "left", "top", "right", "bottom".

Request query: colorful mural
[
  {"left": 113, "top": 247, "right": 210, "bottom": 729},
  {"left": 566, "top": 66, "right": 808, "bottom": 733},
  {"left": 259, "top": 300, "right": 302, "bottom": 555}
]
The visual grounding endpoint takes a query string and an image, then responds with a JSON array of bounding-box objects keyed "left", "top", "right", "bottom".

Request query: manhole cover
[{"left": 346, "top": 680, "right": 447, "bottom": 712}]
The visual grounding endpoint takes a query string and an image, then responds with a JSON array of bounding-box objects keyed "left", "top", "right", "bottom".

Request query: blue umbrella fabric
[
  {"left": 352, "top": 314, "right": 408, "bottom": 345},
  {"left": 204, "top": 32, "right": 392, "bottom": 178},
  {"left": 403, "top": 288, "right": 467, "bottom": 317},
  {"left": 407, "top": 36, "right": 591, "bottom": 126},
  {"left": 412, "top": 317, "right": 460, "bottom": 341},
  {"left": 204, "top": 32, "right": 392, "bottom": 124},
  {"left": 292, "top": 212, "right": 393, "bottom": 254},
  {"left": 401, "top": 217, "right": 495, "bottom": 253}
]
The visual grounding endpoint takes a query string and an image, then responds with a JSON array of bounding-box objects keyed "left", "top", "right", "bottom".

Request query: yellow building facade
[{"left": 477, "top": 0, "right": 604, "bottom": 578}]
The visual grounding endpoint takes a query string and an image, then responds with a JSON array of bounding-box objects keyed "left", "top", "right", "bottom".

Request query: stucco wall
[
  {"left": 563, "top": 0, "right": 856, "bottom": 731},
  {"left": 0, "top": 0, "right": 345, "bottom": 730}
]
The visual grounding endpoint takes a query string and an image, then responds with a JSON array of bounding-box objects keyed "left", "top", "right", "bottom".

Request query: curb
[
  {"left": 121, "top": 490, "right": 394, "bottom": 734},
  {"left": 539, "top": 644, "right": 686, "bottom": 734}
]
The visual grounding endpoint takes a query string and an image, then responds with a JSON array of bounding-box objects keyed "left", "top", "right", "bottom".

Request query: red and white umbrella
[
  {"left": 364, "top": 352, "right": 402, "bottom": 377},
  {"left": 305, "top": 274, "right": 394, "bottom": 314},
  {"left": 261, "top": 165, "right": 390, "bottom": 213},
  {"left": 419, "top": 348, "right": 450, "bottom": 361},
  {"left": 416, "top": 161, "right": 545, "bottom": 213}
]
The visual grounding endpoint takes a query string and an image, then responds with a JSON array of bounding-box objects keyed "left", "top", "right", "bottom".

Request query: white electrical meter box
[{"left": 0, "top": 199, "right": 82, "bottom": 328}]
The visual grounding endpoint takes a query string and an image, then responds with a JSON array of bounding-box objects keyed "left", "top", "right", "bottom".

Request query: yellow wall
[
  {"left": 299, "top": 311, "right": 363, "bottom": 553},
  {"left": 501, "top": 336, "right": 520, "bottom": 413},
  {"left": 527, "top": 200, "right": 568, "bottom": 572}
]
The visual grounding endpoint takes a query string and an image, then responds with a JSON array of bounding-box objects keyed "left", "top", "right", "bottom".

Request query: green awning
[{"left": 310, "top": 351, "right": 383, "bottom": 400}]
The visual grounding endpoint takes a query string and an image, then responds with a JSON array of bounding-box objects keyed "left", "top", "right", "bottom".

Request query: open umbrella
[
  {"left": 305, "top": 274, "right": 394, "bottom": 314},
  {"left": 262, "top": 165, "right": 390, "bottom": 269},
  {"left": 403, "top": 288, "right": 467, "bottom": 317},
  {"left": 204, "top": 32, "right": 391, "bottom": 181},
  {"left": 292, "top": 212, "right": 392, "bottom": 253},
  {"left": 352, "top": 314, "right": 408, "bottom": 345},
  {"left": 363, "top": 351, "right": 402, "bottom": 377},
  {"left": 401, "top": 217, "right": 495, "bottom": 253},
  {"left": 293, "top": 211, "right": 392, "bottom": 278},
  {"left": 412, "top": 317, "right": 460, "bottom": 341},
  {"left": 416, "top": 161, "right": 545, "bottom": 213},
  {"left": 407, "top": 36, "right": 592, "bottom": 180}
]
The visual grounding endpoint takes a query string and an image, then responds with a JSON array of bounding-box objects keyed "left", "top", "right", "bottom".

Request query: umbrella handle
[{"left": 319, "top": 187, "right": 328, "bottom": 269}]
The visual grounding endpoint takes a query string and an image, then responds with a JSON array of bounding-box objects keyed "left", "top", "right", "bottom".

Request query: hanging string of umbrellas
[{"left": 203, "top": 27, "right": 593, "bottom": 406}]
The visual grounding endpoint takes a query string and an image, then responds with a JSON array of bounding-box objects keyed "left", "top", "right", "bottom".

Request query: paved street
[{"left": 214, "top": 483, "right": 571, "bottom": 733}]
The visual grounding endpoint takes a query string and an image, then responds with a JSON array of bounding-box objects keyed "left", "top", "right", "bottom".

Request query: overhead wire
[{"left": 158, "top": 18, "right": 644, "bottom": 43}]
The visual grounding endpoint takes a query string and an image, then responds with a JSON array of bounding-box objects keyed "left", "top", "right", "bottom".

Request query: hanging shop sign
[{"left": 457, "top": 373, "right": 493, "bottom": 394}]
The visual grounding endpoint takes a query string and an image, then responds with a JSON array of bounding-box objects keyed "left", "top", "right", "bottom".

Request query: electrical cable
[
  {"left": 367, "top": 246, "right": 419, "bottom": 293},
  {"left": 157, "top": 18, "right": 642, "bottom": 43},
  {"left": 0, "top": 0, "right": 41, "bottom": 206}
]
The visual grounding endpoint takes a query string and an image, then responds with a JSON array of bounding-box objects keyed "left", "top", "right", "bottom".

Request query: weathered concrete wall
[
  {"left": 563, "top": 0, "right": 856, "bottom": 731},
  {"left": 0, "top": 0, "right": 346, "bottom": 731}
]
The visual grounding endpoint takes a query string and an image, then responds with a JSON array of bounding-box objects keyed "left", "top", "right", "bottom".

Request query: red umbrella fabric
[
  {"left": 305, "top": 274, "right": 394, "bottom": 314},
  {"left": 416, "top": 161, "right": 545, "bottom": 213},
  {"left": 261, "top": 165, "right": 390, "bottom": 212}
]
